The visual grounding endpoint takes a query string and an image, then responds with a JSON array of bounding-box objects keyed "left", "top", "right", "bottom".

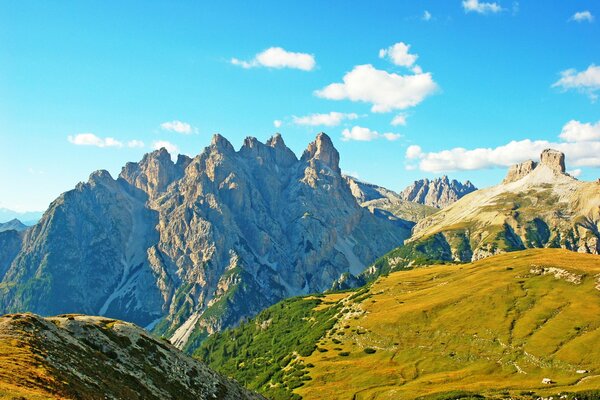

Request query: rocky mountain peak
[
  {"left": 211, "top": 133, "right": 235, "bottom": 153},
  {"left": 266, "top": 132, "right": 285, "bottom": 148},
  {"left": 540, "top": 149, "right": 566, "bottom": 174},
  {"left": 88, "top": 170, "right": 114, "bottom": 185},
  {"left": 301, "top": 132, "right": 340, "bottom": 173},
  {"left": 400, "top": 176, "right": 477, "bottom": 208},
  {"left": 503, "top": 149, "right": 567, "bottom": 184}
]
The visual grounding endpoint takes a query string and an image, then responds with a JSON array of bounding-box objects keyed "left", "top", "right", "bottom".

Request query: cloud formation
[
  {"left": 292, "top": 112, "right": 359, "bottom": 127},
  {"left": 68, "top": 133, "right": 124, "bottom": 148},
  {"left": 391, "top": 114, "right": 408, "bottom": 126},
  {"left": 570, "top": 11, "right": 594, "bottom": 22},
  {"left": 273, "top": 120, "right": 282, "bottom": 128},
  {"left": 315, "top": 64, "right": 437, "bottom": 112},
  {"left": 160, "top": 120, "right": 196, "bottom": 134},
  {"left": 378, "top": 42, "right": 418, "bottom": 68},
  {"left": 462, "top": 0, "right": 502, "bottom": 14},
  {"left": 341, "top": 126, "right": 401, "bottom": 142},
  {"left": 559, "top": 120, "right": 600, "bottom": 142},
  {"left": 406, "top": 119, "right": 600, "bottom": 172},
  {"left": 552, "top": 64, "right": 600, "bottom": 100},
  {"left": 423, "top": 10, "right": 432, "bottom": 21},
  {"left": 153, "top": 140, "right": 179, "bottom": 155},
  {"left": 231, "top": 47, "right": 316, "bottom": 71}
]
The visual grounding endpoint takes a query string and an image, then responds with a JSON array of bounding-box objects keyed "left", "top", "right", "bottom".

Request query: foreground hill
[
  {"left": 0, "top": 133, "right": 409, "bottom": 352},
  {"left": 197, "top": 249, "right": 600, "bottom": 400},
  {"left": 0, "top": 313, "right": 263, "bottom": 400}
]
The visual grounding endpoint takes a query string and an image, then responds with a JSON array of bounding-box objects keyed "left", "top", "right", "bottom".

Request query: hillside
[
  {"left": 401, "top": 149, "right": 599, "bottom": 265},
  {"left": 197, "top": 249, "right": 600, "bottom": 400},
  {"left": 0, "top": 313, "right": 263, "bottom": 400}
]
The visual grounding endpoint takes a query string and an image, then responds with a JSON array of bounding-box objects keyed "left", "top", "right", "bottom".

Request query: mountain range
[
  {"left": 0, "top": 133, "right": 409, "bottom": 352},
  {"left": 399, "top": 176, "right": 477, "bottom": 208}
]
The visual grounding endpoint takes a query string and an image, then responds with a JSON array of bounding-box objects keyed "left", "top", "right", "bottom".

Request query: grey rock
[{"left": 400, "top": 176, "right": 477, "bottom": 208}]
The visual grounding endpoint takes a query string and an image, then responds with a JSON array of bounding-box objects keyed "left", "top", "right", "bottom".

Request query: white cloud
[
  {"left": 68, "top": 133, "right": 123, "bottom": 148},
  {"left": 552, "top": 64, "right": 600, "bottom": 100},
  {"left": 423, "top": 10, "right": 432, "bottom": 21},
  {"left": 570, "top": 11, "right": 594, "bottom": 22},
  {"left": 406, "top": 126, "right": 600, "bottom": 173},
  {"left": 292, "top": 112, "right": 359, "bottom": 127},
  {"left": 315, "top": 64, "right": 438, "bottom": 112},
  {"left": 231, "top": 47, "right": 316, "bottom": 71},
  {"left": 273, "top": 120, "right": 282, "bottom": 128},
  {"left": 406, "top": 144, "right": 423, "bottom": 159},
  {"left": 559, "top": 120, "right": 600, "bottom": 142},
  {"left": 379, "top": 42, "right": 418, "bottom": 68},
  {"left": 153, "top": 140, "right": 179, "bottom": 155},
  {"left": 462, "top": 0, "right": 502, "bottom": 14},
  {"left": 341, "top": 126, "right": 401, "bottom": 142},
  {"left": 568, "top": 168, "right": 582, "bottom": 178},
  {"left": 127, "top": 140, "right": 145, "bottom": 148},
  {"left": 391, "top": 114, "right": 408, "bottom": 126},
  {"left": 342, "top": 170, "right": 360, "bottom": 178},
  {"left": 160, "top": 120, "right": 196, "bottom": 134}
]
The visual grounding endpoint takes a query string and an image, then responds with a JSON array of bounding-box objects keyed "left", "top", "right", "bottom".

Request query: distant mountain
[
  {"left": 0, "top": 133, "right": 410, "bottom": 353},
  {"left": 0, "top": 208, "right": 43, "bottom": 225},
  {"left": 344, "top": 176, "right": 437, "bottom": 224},
  {"left": 197, "top": 249, "right": 600, "bottom": 400},
  {"left": 0, "top": 218, "right": 27, "bottom": 232},
  {"left": 400, "top": 175, "right": 477, "bottom": 208},
  {"left": 0, "top": 313, "right": 263, "bottom": 399},
  {"left": 370, "top": 149, "right": 600, "bottom": 276}
]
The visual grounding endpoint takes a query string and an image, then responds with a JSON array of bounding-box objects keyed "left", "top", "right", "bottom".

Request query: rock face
[
  {"left": 0, "top": 313, "right": 264, "bottom": 400},
  {"left": 503, "top": 160, "right": 538, "bottom": 184},
  {"left": 0, "top": 133, "right": 409, "bottom": 352},
  {"left": 344, "top": 176, "right": 437, "bottom": 224},
  {"left": 400, "top": 176, "right": 477, "bottom": 208},
  {"left": 405, "top": 149, "right": 600, "bottom": 265},
  {"left": 503, "top": 149, "right": 566, "bottom": 184}
]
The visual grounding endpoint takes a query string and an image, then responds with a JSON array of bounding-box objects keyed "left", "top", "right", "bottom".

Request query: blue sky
[{"left": 1, "top": 1, "right": 599, "bottom": 212}]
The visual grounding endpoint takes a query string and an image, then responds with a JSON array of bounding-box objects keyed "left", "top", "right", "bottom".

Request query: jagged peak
[
  {"left": 266, "top": 133, "right": 285, "bottom": 148},
  {"left": 210, "top": 133, "right": 235, "bottom": 153},
  {"left": 301, "top": 132, "right": 340, "bottom": 173},
  {"left": 503, "top": 149, "right": 567, "bottom": 184},
  {"left": 88, "top": 169, "right": 113, "bottom": 183},
  {"left": 540, "top": 148, "right": 566, "bottom": 174}
]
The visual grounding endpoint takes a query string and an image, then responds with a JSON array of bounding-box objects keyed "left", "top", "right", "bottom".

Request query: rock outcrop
[
  {"left": 400, "top": 176, "right": 477, "bottom": 208},
  {"left": 503, "top": 160, "right": 538, "bottom": 184},
  {"left": 0, "top": 133, "right": 410, "bottom": 352},
  {"left": 503, "top": 149, "right": 566, "bottom": 184},
  {"left": 0, "top": 313, "right": 264, "bottom": 400}
]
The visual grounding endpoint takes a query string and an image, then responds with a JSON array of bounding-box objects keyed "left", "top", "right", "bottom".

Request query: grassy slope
[{"left": 199, "top": 249, "right": 600, "bottom": 400}]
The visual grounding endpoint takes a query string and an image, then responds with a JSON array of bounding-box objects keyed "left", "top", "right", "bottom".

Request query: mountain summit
[
  {"left": 400, "top": 176, "right": 477, "bottom": 208},
  {"left": 0, "top": 133, "right": 410, "bottom": 352}
]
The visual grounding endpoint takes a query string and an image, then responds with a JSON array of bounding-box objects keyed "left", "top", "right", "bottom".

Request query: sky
[{"left": 1, "top": 1, "right": 599, "bottom": 212}]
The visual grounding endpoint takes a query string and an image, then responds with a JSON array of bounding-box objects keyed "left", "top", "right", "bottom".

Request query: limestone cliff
[{"left": 400, "top": 176, "right": 477, "bottom": 208}]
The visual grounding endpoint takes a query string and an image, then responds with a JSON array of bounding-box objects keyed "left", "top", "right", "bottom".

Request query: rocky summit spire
[
  {"left": 301, "top": 132, "right": 340, "bottom": 174},
  {"left": 503, "top": 160, "right": 538, "bottom": 184},
  {"left": 540, "top": 149, "right": 566, "bottom": 174},
  {"left": 211, "top": 133, "right": 235, "bottom": 153}
]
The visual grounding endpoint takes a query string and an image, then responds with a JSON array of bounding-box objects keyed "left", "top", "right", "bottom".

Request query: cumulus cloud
[
  {"left": 292, "top": 112, "right": 359, "bottom": 127},
  {"left": 406, "top": 120, "right": 600, "bottom": 172},
  {"left": 68, "top": 133, "right": 123, "bottom": 148},
  {"left": 153, "top": 140, "right": 179, "bottom": 155},
  {"left": 160, "top": 120, "right": 196, "bottom": 134},
  {"left": 570, "top": 11, "right": 594, "bottom": 22},
  {"left": 231, "top": 47, "right": 316, "bottom": 71},
  {"left": 462, "top": 0, "right": 502, "bottom": 14},
  {"left": 391, "top": 114, "right": 408, "bottom": 126},
  {"left": 379, "top": 42, "right": 418, "bottom": 68},
  {"left": 552, "top": 64, "right": 600, "bottom": 100},
  {"left": 559, "top": 120, "right": 600, "bottom": 142},
  {"left": 423, "top": 10, "right": 432, "bottom": 21},
  {"left": 568, "top": 168, "right": 582, "bottom": 178},
  {"left": 315, "top": 64, "right": 438, "bottom": 112},
  {"left": 273, "top": 120, "right": 282, "bottom": 128},
  {"left": 341, "top": 126, "right": 401, "bottom": 142}
]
